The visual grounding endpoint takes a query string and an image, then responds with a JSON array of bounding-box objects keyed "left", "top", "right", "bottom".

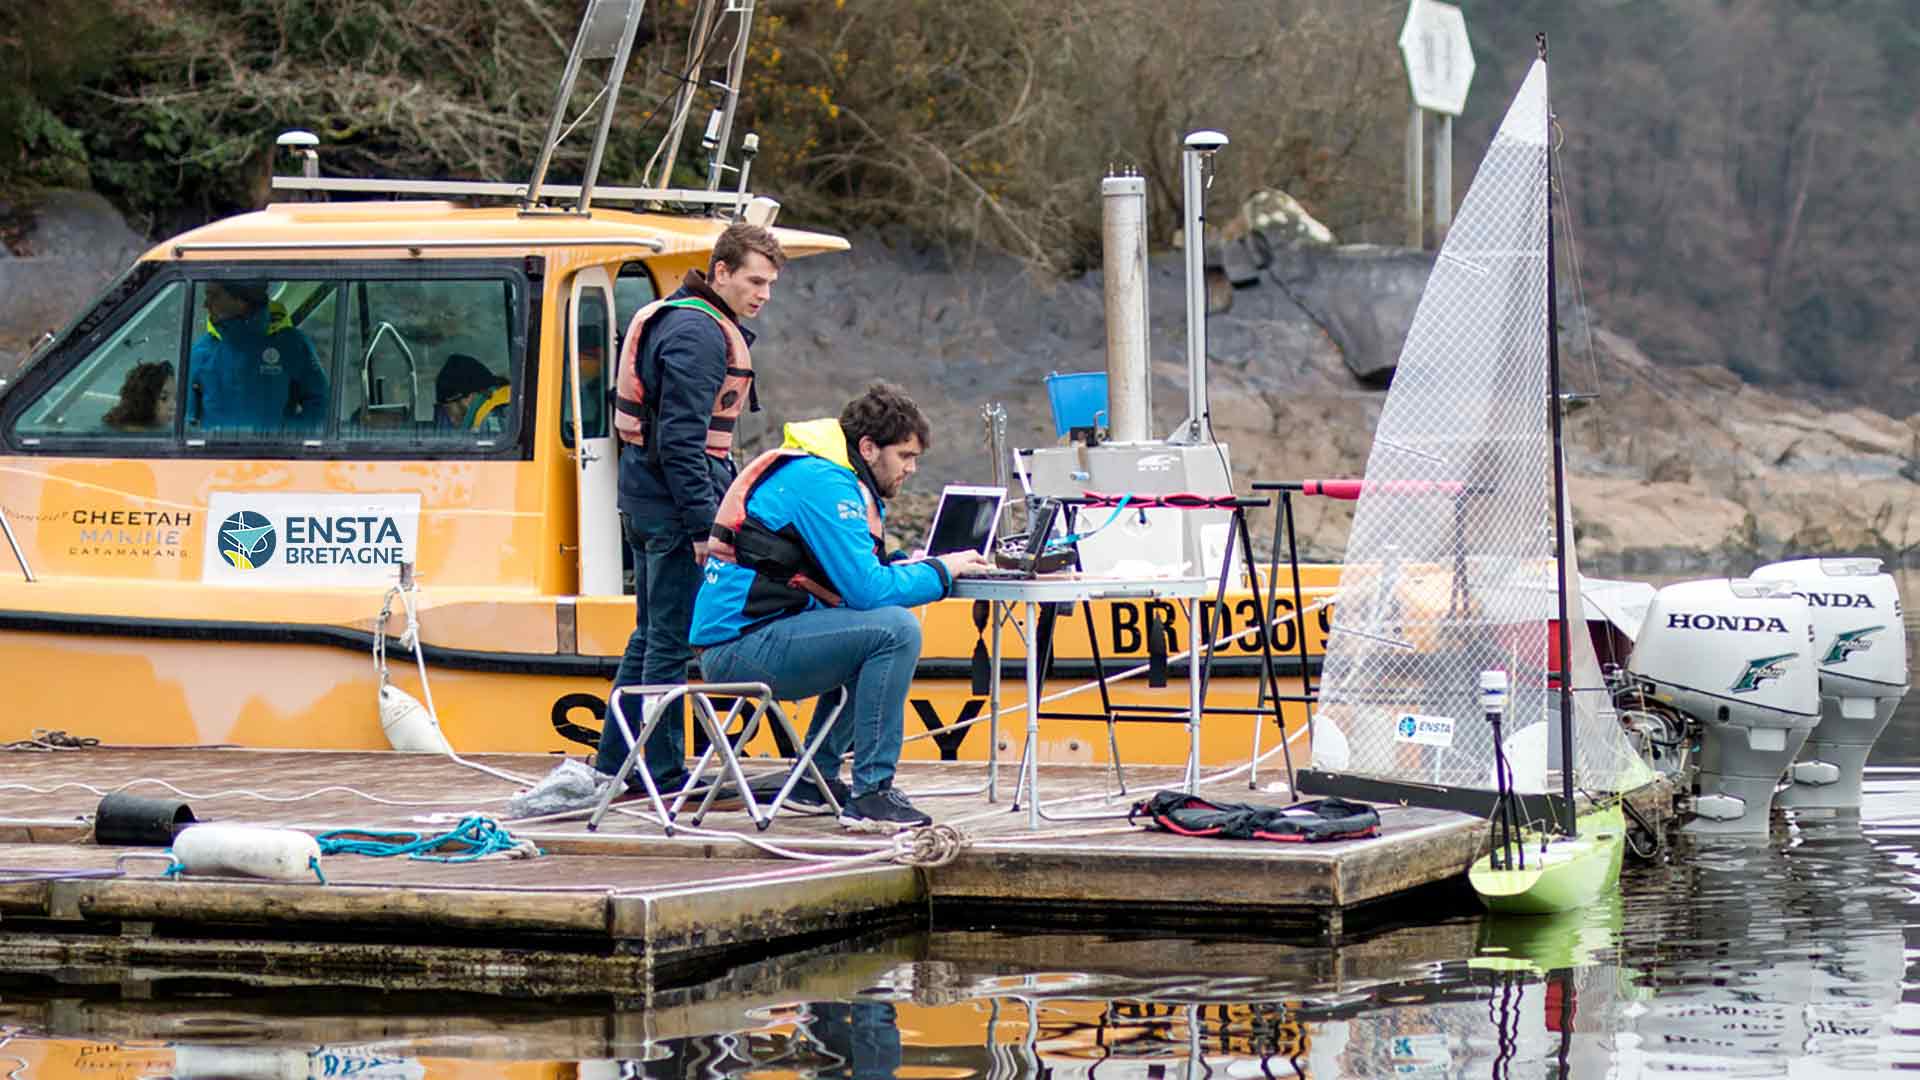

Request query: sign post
[{"left": 1398, "top": 0, "right": 1474, "bottom": 248}]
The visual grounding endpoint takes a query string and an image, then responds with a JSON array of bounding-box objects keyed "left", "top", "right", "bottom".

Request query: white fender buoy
[
  {"left": 379, "top": 683, "right": 454, "bottom": 753},
  {"left": 170, "top": 824, "right": 321, "bottom": 881},
  {"left": 170, "top": 1045, "right": 313, "bottom": 1080}
]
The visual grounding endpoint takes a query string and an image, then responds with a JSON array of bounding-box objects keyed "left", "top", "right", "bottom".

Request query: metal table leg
[
  {"left": 988, "top": 598, "right": 1003, "bottom": 802},
  {"left": 1185, "top": 596, "right": 1203, "bottom": 793},
  {"left": 1021, "top": 600, "right": 1041, "bottom": 830}
]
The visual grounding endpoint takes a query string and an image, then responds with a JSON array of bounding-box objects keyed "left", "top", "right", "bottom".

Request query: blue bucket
[{"left": 1045, "top": 371, "right": 1108, "bottom": 438}]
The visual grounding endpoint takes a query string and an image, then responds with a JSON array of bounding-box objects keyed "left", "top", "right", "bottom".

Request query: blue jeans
[
  {"left": 697, "top": 606, "right": 921, "bottom": 796},
  {"left": 594, "top": 514, "right": 701, "bottom": 783}
]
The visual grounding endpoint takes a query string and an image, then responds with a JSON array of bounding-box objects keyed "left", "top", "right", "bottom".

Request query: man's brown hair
[
  {"left": 710, "top": 223, "right": 787, "bottom": 274},
  {"left": 841, "top": 382, "right": 932, "bottom": 451}
]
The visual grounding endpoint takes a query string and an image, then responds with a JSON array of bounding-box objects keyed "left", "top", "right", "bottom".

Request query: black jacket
[{"left": 617, "top": 272, "right": 758, "bottom": 536}]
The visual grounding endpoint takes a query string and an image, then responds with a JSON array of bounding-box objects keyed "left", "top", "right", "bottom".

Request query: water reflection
[
  {"left": 7, "top": 700, "right": 1920, "bottom": 1078},
  {"left": 1610, "top": 815, "right": 1911, "bottom": 1076}
]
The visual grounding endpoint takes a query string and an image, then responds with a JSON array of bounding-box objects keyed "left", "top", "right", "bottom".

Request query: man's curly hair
[{"left": 841, "top": 382, "right": 932, "bottom": 451}]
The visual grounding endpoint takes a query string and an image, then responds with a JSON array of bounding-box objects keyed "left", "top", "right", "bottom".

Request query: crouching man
[{"left": 689, "top": 383, "right": 991, "bottom": 831}]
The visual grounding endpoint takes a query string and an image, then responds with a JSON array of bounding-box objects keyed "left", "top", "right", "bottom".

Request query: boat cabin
[{"left": 0, "top": 199, "right": 845, "bottom": 596}]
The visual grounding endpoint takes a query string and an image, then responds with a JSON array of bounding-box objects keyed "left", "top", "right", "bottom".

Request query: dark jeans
[
  {"left": 811, "top": 1001, "right": 902, "bottom": 1080},
  {"left": 697, "top": 605, "right": 921, "bottom": 795},
  {"left": 594, "top": 513, "right": 701, "bottom": 784}
]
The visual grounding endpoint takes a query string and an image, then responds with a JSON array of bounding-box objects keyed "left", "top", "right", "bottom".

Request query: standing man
[
  {"left": 186, "top": 279, "right": 327, "bottom": 434},
  {"left": 594, "top": 223, "right": 787, "bottom": 793},
  {"left": 691, "top": 384, "right": 992, "bottom": 831}
]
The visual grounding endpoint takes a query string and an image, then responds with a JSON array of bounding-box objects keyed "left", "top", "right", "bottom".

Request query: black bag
[{"left": 1128, "top": 791, "right": 1380, "bottom": 843}]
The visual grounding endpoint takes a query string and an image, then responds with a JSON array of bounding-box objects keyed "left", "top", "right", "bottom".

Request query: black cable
[{"left": 1621, "top": 794, "right": 1661, "bottom": 861}]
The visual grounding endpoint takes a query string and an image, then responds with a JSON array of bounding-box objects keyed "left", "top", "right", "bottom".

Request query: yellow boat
[{"left": 0, "top": 5, "right": 1330, "bottom": 772}]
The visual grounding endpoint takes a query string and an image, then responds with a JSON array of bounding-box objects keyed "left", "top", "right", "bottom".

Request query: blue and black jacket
[
  {"left": 186, "top": 304, "right": 327, "bottom": 431},
  {"left": 689, "top": 418, "right": 952, "bottom": 646},
  {"left": 617, "top": 272, "right": 755, "bottom": 537}
]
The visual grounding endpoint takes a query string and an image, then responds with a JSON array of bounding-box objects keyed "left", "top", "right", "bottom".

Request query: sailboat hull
[{"left": 1469, "top": 803, "right": 1625, "bottom": 915}]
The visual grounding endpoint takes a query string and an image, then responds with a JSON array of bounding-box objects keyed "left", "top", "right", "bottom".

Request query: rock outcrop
[{"left": 0, "top": 190, "right": 147, "bottom": 363}]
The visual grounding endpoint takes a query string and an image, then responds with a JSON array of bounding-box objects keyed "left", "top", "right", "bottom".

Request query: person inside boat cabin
[
  {"left": 690, "top": 383, "right": 994, "bottom": 831},
  {"left": 184, "top": 279, "right": 327, "bottom": 434},
  {"left": 104, "top": 361, "right": 176, "bottom": 433},
  {"left": 433, "top": 352, "right": 512, "bottom": 434},
  {"left": 592, "top": 223, "right": 787, "bottom": 797}
]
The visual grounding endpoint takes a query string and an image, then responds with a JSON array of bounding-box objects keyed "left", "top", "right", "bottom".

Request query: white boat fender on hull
[
  {"left": 168, "top": 824, "right": 322, "bottom": 882},
  {"left": 380, "top": 683, "right": 454, "bottom": 754}
]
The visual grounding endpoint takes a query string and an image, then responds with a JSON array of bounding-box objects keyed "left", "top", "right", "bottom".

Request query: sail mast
[{"left": 1539, "top": 33, "right": 1577, "bottom": 838}]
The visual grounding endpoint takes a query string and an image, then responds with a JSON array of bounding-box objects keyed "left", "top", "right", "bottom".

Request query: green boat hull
[{"left": 1469, "top": 803, "right": 1626, "bottom": 915}]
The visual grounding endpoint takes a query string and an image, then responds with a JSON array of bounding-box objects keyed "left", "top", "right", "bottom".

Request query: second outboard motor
[
  {"left": 1750, "top": 557, "right": 1909, "bottom": 810},
  {"left": 1628, "top": 578, "right": 1819, "bottom": 833}
]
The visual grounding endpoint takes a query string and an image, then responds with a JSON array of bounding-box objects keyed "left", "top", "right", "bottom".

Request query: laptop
[{"left": 922, "top": 484, "right": 1007, "bottom": 557}]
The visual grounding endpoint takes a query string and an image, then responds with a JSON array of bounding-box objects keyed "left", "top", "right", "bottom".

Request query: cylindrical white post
[
  {"left": 1178, "top": 130, "right": 1227, "bottom": 444},
  {"left": 1406, "top": 104, "right": 1425, "bottom": 249},
  {"left": 1435, "top": 113, "right": 1454, "bottom": 241},
  {"left": 1101, "top": 175, "right": 1151, "bottom": 443}
]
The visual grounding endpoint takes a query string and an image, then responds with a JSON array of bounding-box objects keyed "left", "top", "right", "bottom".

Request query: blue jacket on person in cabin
[{"left": 186, "top": 305, "right": 327, "bottom": 432}]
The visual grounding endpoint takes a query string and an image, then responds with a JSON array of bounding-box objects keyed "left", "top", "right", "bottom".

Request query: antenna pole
[
  {"left": 1542, "top": 44, "right": 1576, "bottom": 837},
  {"left": 705, "top": 0, "right": 756, "bottom": 191}
]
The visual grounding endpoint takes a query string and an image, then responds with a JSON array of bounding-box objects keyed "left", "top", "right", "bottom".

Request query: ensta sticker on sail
[{"left": 1393, "top": 713, "right": 1456, "bottom": 748}]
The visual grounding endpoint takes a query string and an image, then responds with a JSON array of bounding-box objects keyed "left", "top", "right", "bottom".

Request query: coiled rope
[
  {"left": 893, "top": 822, "right": 970, "bottom": 866},
  {"left": 3, "top": 728, "right": 98, "bottom": 751},
  {"left": 316, "top": 815, "right": 541, "bottom": 867}
]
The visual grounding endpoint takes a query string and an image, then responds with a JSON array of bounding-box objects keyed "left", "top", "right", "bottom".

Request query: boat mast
[
  {"left": 704, "top": 0, "right": 756, "bottom": 191},
  {"left": 1540, "top": 32, "right": 1577, "bottom": 838}
]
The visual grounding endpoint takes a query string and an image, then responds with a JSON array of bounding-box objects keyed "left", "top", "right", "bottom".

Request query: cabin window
[
  {"left": 566, "top": 291, "right": 611, "bottom": 442},
  {"left": 12, "top": 281, "right": 189, "bottom": 440},
  {"left": 181, "top": 279, "right": 335, "bottom": 445},
  {"left": 5, "top": 263, "right": 530, "bottom": 458},
  {"left": 334, "top": 277, "right": 521, "bottom": 449},
  {"left": 562, "top": 265, "right": 651, "bottom": 445},
  {"left": 614, "top": 262, "right": 659, "bottom": 333}
]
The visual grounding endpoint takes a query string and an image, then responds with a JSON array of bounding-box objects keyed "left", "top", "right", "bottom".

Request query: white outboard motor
[
  {"left": 1627, "top": 578, "right": 1820, "bottom": 833},
  {"left": 1750, "top": 557, "right": 1909, "bottom": 810}
]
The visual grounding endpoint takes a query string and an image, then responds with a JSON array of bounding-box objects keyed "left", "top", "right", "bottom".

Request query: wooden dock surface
[{"left": 0, "top": 747, "right": 1671, "bottom": 991}]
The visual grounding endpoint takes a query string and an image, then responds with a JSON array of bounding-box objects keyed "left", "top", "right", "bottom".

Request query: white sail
[{"left": 1311, "top": 59, "right": 1642, "bottom": 797}]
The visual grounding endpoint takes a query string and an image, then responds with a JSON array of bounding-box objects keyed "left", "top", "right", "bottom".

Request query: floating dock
[{"left": 0, "top": 748, "right": 1672, "bottom": 992}]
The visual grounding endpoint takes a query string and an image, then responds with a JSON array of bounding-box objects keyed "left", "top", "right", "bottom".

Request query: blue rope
[
  {"left": 1047, "top": 495, "right": 1132, "bottom": 550},
  {"left": 315, "top": 816, "right": 538, "bottom": 863}
]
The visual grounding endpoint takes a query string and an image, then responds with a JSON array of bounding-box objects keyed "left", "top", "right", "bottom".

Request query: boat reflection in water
[
  {"left": 1607, "top": 812, "right": 1908, "bottom": 1075},
  {"left": 1304, "top": 892, "right": 1637, "bottom": 1078},
  {"left": 0, "top": 814, "right": 1913, "bottom": 1080}
]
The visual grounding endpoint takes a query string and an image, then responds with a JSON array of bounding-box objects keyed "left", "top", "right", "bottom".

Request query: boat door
[{"left": 568, "top": 267, "right": 622, "bottom": 594}]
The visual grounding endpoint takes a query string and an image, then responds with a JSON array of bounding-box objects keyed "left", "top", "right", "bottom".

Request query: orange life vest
[
  {"left": 614, "top": 296, "right": 754, "bottom": 458},
  {"left": 709, "top": 446, "right": 884, "bottom": 611}
]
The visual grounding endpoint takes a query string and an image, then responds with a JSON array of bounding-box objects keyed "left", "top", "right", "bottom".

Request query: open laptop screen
[{"left": 924, "top": 485, "right": 1006, "bottom": 556}]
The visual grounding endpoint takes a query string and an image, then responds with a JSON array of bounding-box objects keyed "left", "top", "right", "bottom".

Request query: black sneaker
[
  {"left": 783, "top": 773, "right": 852, "bottom": 814},
  {"left": 625, "top": 769, "right": 690, "bottom": 796},
  {"left": 838, "top": 784, "right": 932, "bottom": 832}
]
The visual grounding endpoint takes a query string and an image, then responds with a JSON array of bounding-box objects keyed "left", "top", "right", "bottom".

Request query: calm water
[{"left": 7, "top": 673, "right": 1920, "bottom": 1076}]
